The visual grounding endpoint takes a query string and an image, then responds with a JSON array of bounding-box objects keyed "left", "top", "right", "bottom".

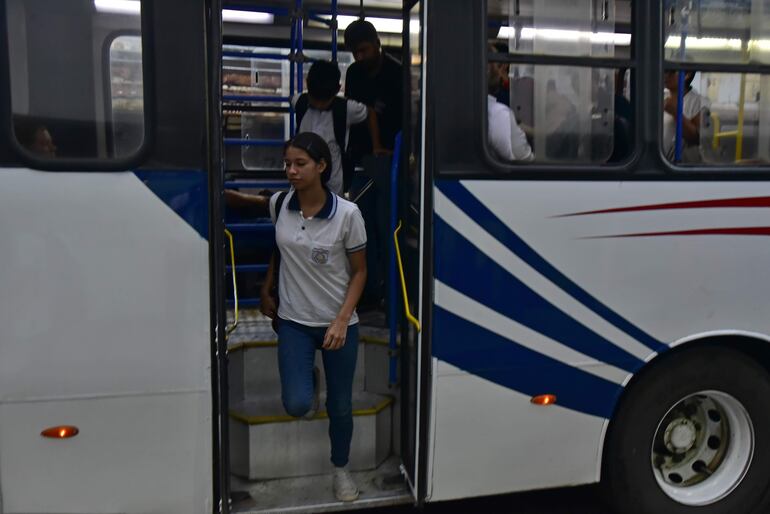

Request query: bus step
[{"left": 229, "top": 392, "right": 393, "bottom": 480}]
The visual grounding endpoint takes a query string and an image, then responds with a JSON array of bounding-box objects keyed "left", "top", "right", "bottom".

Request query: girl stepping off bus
[{"left": 260, "top": 132, "right": 368, "bottom": 502}]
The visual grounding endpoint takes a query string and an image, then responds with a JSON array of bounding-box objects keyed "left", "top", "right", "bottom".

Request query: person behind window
[
  {"left": 15, "top": 120, "right": 57, "bottom": 157},
  {"left": 487, "top": 59, "right": 533, "bottom": 162},
  {"left": 260, "top": 132, "right": 367, "bottom": 503},
  {"left": 663, "top": 70, "right": 708, "bottom": 163}
]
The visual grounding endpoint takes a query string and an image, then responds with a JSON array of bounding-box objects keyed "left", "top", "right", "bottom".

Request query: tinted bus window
[
  {"left": 487, "top": 0, "right": 633, "bottom": 165},
  {"left": 663, "top": 0, "right": 770, "bottom": 166},
  {"left": 5, "top": 0, "right": 146, "bottom": 163}
]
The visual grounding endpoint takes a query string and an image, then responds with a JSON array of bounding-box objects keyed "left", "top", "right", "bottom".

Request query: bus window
[
  {"left": 108, "top": 35, "right": 144, "bottom": 158},
  {"left": 663, "top": 0, "right": 770, "bottom": 166},
  {"left": 664, "top": 0, "right": 770, "bottom": 65},
  {"left": 487, "top": 0, "right": 634, "bottom": 165},
  {"left": 5, "top": 0, "right": 146, "bottom": 164}
]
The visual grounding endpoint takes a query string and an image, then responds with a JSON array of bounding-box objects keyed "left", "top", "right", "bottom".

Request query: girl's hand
[
  {"left": 322, "top": 317, "right": 349, "bottom": 350},
  {"left": 260, "top": 290, "right": 277, "bottom": 319}
]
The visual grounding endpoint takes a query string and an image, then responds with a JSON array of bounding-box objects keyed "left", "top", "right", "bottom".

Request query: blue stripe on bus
[
  {"left": 134, "top": 169, "right": 208, "bottom": 240},
  {"left": 433, "top": 306, "right": 621, "bottom": 419},
  {"left": 434, "top": 216, "right": 643, "bottom": 373},
  {"left": 437, "top": 180, "right": 667, "bottom": 354}
]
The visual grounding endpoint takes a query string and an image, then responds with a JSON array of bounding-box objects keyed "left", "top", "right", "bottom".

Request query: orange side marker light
[
  {"left": 41, "top": 426, "right": 79, "bottom": 439},
  {"left": 531, "top": 394, "right": 557, "bottom": 406}
]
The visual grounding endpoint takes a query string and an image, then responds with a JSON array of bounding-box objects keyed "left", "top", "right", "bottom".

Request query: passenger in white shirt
[
  {"left": 260, "top": 132, "right": 367, "bottom": 503},
  {"left": 294, "top": 60, "right": 383, "bottom": 194},
  {"left": 487, "top": 58, "right": 533, "bottom": 162},
  {"left": 663, "top": 70, "right": 709, "bottom": 162}
]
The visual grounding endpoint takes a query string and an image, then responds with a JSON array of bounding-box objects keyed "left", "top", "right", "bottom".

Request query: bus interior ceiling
[{"left": 221, "top": 2, "right": 411, "bottom": 512}]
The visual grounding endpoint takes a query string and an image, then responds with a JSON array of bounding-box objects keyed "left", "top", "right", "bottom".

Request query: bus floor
[{"left": 230, "top": 455, "right": 412, "bottom": 513}]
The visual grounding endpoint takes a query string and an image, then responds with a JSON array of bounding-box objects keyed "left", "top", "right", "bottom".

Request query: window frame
[
  {"left": 0, "top": 0, "right": 154, "bottom": 172},
  {"left": 480, "top": 0, "right": 643, "bottom": 177}
]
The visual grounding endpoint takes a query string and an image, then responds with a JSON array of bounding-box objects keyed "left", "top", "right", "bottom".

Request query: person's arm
[
  {"left": 322, "top": 249, "right": 366, "bottom": 350},
  {"left": 509, "top": 109, "right": 534, "bottom": 161},
  {"left": 259, "top": 252, "right": 278, "bottom": 320},
  {"left": 225, "top": 189, "right": 269, "bottom": 209},
  {"left": 367, "top": 107, "right": 389, "bottom": 156}
]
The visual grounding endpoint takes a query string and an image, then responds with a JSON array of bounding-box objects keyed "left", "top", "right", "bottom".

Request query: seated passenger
[
  {"left": 487, "top": 60, "right": 533, "bottom": 162},
  {"left": 663, "top": 70, "right": 708, "bottom": 163},
  {"left": 15, "top": 120, "right": 57, "bottom": 157}
]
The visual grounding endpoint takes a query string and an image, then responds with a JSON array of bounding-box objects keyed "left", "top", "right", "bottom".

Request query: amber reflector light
[
  {"left": 41, "top": 426, "right": 79, "bottom": 439},
  {"left": 531, "top": 394, "right": 557, "bottom": 406}
]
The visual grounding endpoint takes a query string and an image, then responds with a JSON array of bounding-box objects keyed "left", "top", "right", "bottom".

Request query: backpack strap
[
  {"left": 331, "top": 97, "right": 355, "bottom": 192},
  {"left": 274, "top": 191, "right": 288, "bottom": 223},
  {"left": 330, "top": 97, "right": 348, "bottom": 153},
  {"left": 295, "top": 94, "right": 309, "bottom": 131}
]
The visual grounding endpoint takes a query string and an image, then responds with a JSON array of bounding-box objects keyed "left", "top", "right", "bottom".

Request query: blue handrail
[
  {"left": 224, "top": 139, "right": 285, "bottom": 147},
  {"left": 388, "top": 133, "right": 403, "bottom": 386},
  {"left": 225, "top": 180, "right": 289, "bottom": 189},
  {"left": 227, "top": 264, "right": 269, "bottom": 273},
  {"left": 223, "top": 95, "right": 290, "bottom": 103},
  {"left": 225, "top": 223, "right": 275, "bottom": 234},
  {"left": 223, "top": 52, "right": 290, "bottom": 60}
]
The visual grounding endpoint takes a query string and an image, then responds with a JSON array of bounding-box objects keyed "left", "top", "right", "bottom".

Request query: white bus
[{"left": 2, "top": 1, "right": 770, "bottom": 513}]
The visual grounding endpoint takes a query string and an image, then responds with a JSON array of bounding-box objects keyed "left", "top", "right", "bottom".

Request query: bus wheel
[{"left": 602, "top": 347, "right": 770, "bottom": 514}]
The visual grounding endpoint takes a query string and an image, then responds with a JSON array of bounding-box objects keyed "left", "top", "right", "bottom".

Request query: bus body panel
[
  {"left": 0, "top": 169, "right": 212, "bottom": 513},
  {"left": 428, "top": 361, "right": 606, "bottom": 502},
  {"left": 428, "top": 178, "right": 770, "bottom": 498}
]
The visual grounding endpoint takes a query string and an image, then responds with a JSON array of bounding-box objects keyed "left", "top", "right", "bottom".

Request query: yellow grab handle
[
  {"left": 225, "top": 229, "right": 238, "bottom": 337},
  {"left": 394, "top": 221, "right": 420, "bottom": 332}
]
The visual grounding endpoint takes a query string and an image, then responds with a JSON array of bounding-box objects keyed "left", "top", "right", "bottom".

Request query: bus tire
[{"left": 602, "top": 346, "right": 770, "bottom": 514}]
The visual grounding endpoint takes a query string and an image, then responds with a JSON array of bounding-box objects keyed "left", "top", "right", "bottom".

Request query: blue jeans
[{"left": 277, "top": 319, "right": 359, "bottom": 467}]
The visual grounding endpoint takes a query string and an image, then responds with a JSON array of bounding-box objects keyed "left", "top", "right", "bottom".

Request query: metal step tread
[
  {"left": 230, "top": 391, "right": 393, "bottom": 425},
  {"left": 231, "top": 455, "right": 412, "bottom": 514}
]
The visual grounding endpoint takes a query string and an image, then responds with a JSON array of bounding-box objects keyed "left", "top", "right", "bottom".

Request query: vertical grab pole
[
  {"left": 674, "top": 3, "right": 690, "bottom": 163},
  {"left": 296, "top": 0, "right": 304, "bottom": 95},
  {"left": 331, "top": 0, "right": 338, "bottom": 61},
  {"left": 289, "top": 11, "right": 297, "bottom": 136},
  {"left": 388, "top": 132, "right": 403, "bottom": 386}
]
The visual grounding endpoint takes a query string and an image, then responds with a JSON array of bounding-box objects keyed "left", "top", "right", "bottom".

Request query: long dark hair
[{"left": 285, "top": 132, "right": 332, "bottom": 185}]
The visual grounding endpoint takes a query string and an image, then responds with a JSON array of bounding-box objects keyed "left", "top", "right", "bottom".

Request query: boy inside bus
[
  {"left": 663, "top": 69, "right": 708, "bottom": 163},
  {"left": 293, "top": 60, "right": 381, "bottom": 196}
]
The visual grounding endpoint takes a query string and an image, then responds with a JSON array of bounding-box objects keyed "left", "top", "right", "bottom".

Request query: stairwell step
[
  {"left": 230, "top": 392, "right": 393, "bottom": 480},
  {"left": 230, "top": 391, "right": 392, "bottom": 425}
]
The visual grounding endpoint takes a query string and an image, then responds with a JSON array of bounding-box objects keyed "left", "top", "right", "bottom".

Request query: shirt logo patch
[{"left": 311, "top": 247, "right": 330, "bottom": 265}]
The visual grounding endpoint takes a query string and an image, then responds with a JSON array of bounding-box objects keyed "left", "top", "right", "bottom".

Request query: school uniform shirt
[
  {"left": 487, "top": 94, "right": 534, "bottom": 162},
  {"left": 270, "top": 189, "right": 367, "bottom": 327},
  {"left": 292, "top": 95, "right": 368, "bottom": 195}
]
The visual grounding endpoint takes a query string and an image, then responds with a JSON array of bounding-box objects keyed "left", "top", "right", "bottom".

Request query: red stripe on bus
[
  {"left": 587, "top": 227, "right": 770, "bottom": 239},
  {"left": 558, "top": 197, "right": 770, "bottom": 217}
]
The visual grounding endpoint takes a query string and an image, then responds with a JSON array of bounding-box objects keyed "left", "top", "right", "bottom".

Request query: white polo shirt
[{"left": 270, "top": 189, "right": 367, "bottom": 327}]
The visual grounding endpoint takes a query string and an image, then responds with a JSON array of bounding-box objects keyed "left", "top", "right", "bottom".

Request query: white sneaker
[
  {"left": 333, "top": 466, "right": 359, "bottom": 502},
  {"left": 303, "top": 366, "right": 320, "bottom": 420}
]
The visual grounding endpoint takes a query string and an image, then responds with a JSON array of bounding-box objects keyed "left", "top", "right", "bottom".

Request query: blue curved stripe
[
  {"left": 437, "top": 180, "right": 667, "bottom": 354},
  {"left": 434, "top": 306, "right": 621, "bottom": 418},
  {"left": 134, "top": 169, "right": 208, "bottom": 240},
  {"left": 435, "top": 216, "right": 642, "bottom": 372}
]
